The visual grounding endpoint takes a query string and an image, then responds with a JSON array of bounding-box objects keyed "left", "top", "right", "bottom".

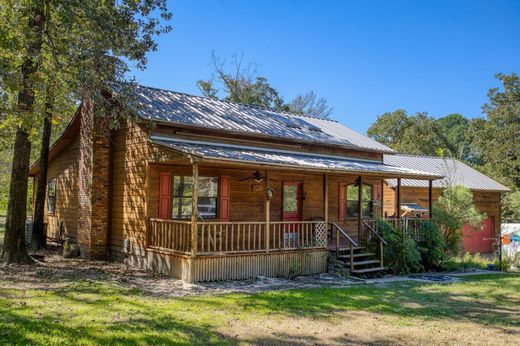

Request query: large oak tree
[{"left": 0, "top": 0, "right": 172, "bottom": 263}]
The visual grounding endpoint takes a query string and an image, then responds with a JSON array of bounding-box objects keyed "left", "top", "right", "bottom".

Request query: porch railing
[
  {"left": 148, "top": 219, "right": 192, "bottom": 254},
  {"left": 378, "top": 218, "right": 435, "bottom": 241},
  {"left": 197, "top": 221, "right": 327, "bottom": 254},
  {"left": 148, "top": 219, "right": 327, "bottom": 255},
  {"left": 147, "top": 217, "right": 432, "bottom": 256}
]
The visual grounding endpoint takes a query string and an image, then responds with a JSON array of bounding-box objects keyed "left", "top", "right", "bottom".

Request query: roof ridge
[{"left": 134, "top": 83, "right": 339, "bottom": 123}]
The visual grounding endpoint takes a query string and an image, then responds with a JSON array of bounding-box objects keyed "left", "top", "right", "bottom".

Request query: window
[
  {"left": 346, "top": 183, "right": 373, "bottom": 218},
  {"left": 172, "top": 176, "right": 218, "bottom": 219},
  {"left": 283, "top": 185, "right": 298, "bottom": 213},
  {"left": 47, "top": 179, "right": 56, "bottom": 215}
]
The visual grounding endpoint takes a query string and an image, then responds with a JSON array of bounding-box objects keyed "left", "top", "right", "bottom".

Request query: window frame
[
  {"left": 171, "top": 175, "right": 219, "bottom": 220},
  {"left": 47, "top": 178, "right": 57, "bottom": 215}
]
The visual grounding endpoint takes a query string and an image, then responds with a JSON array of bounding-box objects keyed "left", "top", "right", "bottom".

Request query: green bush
[
  {"left": 433, "top": 185, "right": 486, "bottom": 255},
  {"left": 442, "top": 253, "right": 491, "bottom": 271},
  {"left": 378, "top": 219, "right": 422, "bottom": 275},
  {"left": 417, "top": 221, "right": 447, "bottom": 270}
]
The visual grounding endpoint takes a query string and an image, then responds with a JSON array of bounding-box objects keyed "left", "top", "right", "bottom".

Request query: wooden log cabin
[
  {"left": 383, "top": 154, "right": 509, "bottom": 253},
  {"left": 29, "top": 85, "right": 442, "bottom": 282}
]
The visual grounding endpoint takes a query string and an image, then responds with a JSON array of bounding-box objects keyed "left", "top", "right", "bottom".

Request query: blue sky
[{"left": 131, "top": 0, "right": 520, "bottom": 134}]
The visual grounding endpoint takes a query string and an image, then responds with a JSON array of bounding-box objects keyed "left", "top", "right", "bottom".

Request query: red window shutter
[
  {"left": 338, "top": 182, "right": 346, "bottom": 221},
  {"left": 159, "top": 172, "right": 171, "bottom": 219},
  {"left": 220, "top": 176, "right": 230, "bottom": 222}
]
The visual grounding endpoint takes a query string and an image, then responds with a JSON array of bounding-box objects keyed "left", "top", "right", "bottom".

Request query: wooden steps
[
  {"left": 334, "top": 246, "right": 366, "bottom": 252},
  {"left": 330, "top": 246, "right": 386, "bottom": 277},
  {"left": 343, "top": 259, "right": 381, "bottom": 267},
  {"left": 337, "top": 253, "right": 374, "bottom": 259},
  {"left": 351, "top": 267, "right": 386, "bottom": 274}
]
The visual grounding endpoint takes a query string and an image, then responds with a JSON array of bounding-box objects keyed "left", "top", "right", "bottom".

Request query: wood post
[
  {"left": 358, "top": 176, "right": 363, "bottom": 237},
  {"left": 380, "top": 179, "right": 384, "bottom": 218},
  {"left": 428, "top": 179, "right": 433, "bottom": 219},
  {"left": 323, "top": 174, "right": 328, "bottom": 225},
  {"left": 396, "top": 178, "right": 401, "bottom": 219},
  {"left": 191, "top": 161, "right": 199, "bottom": 257},
  {"left": 350, "top": 243, "right": 354, "bottom": 272},
  {"left": 265, "top": 170, "right": 270, "bottom": 253}
]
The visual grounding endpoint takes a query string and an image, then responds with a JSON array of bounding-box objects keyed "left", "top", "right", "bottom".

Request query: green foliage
[
  {"left": 377, "top": 219, "right": 422, "bottom": 274},
  {"left": 367, "top": 73, "right": 520, "bottom": 203},
  {"left": 433, "top": 185, "right": 486, "bottom": 255},
  {"left": 477, "top": 73, "right": 520, "bottom": 189},
  {"left": 502, "top": 190, "right": 520, "bottom": 223},
  {"left": 443, "top": 253, "right": 491, "bottom": 271},
  {"left": 367, "top": 110, "right": 469, "bottom": 160},
  {"left": 0, "top": 0, "right": 173, "bottom": 224},
  {"left": 417, "top": 221, "right": 447, "bottom": 270}
]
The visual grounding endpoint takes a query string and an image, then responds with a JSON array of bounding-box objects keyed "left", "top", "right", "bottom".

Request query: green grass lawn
[{"left": 1, "top": 273, "right": 519, "bottom": 345}]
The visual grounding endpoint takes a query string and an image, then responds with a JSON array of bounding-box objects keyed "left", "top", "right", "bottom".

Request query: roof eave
[{"left": 150, "top": 140, "right": 441, "bottom": 180}]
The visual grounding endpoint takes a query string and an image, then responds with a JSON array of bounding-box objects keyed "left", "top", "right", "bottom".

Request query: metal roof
[
  {"left": 401, "top": 203, "right": 429, "bottom": 213},
  {"left": 384, "top": 154, "right": 510, "bottom": 192},
  {"left": 132, "top": 84, "right": 395, "bottom": 154},
  {"left": 150, "top": 135, "right": 441, "bottom": 179}
]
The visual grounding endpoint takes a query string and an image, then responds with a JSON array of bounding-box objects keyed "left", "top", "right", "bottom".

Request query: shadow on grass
[
  {"left": 1, "top": 273, "right": 519, "bottom": 345},
  {"left": 184, "top": 274, "right": 520, "bottom": 329},
  {"left": 0, "top": 281, "right": 239, "bottom": 345}
]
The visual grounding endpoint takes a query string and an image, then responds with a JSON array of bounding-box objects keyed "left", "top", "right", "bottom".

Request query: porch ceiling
[{"left": 149, "top": 135, "right": 443, "bottom": 180}]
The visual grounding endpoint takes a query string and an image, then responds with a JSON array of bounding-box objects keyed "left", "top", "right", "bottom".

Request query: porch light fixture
[{"left": 266, "top": 186, "right": 274, "bottom": 200}]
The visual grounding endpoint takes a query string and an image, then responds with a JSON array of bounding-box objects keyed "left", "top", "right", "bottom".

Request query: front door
[
  {"left": 283, "top": 182, "right": 302, "bottom": 221},
  {"left": 283, "top": 182, "right": 302, "bottom": 246},
  {"left": 463, "top": 216, "right": 495, "bottom": 253}
]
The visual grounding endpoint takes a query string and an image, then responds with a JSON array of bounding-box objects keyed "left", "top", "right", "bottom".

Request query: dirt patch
[{"left": 0, "top": 249, "right": 366, "bottom": 297}]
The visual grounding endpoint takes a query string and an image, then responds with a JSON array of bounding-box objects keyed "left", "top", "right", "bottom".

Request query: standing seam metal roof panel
[
  {"left": 384, "top": 154, "right": 510, "bottom": 192},
  {"left": 150, "top": 136, "right": 440, "bottom": 178},
  {"left": 131, "top": 84, "right": 396, "bottom": 154}
]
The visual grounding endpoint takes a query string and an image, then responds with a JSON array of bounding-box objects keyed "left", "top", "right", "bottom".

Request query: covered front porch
[{"left": 145, "top": 136, "right": 440, "bottom": 282}]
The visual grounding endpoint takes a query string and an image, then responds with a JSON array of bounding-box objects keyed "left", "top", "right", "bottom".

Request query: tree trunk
[
  {"left": 1, "top": 128, "right": 33, "bottom": 264},
  {"left": 31, "top": 109, "right": 52, "bottom": 251},
  {"left": 1, "top": 4, "right": 44, "bottom": 264}
]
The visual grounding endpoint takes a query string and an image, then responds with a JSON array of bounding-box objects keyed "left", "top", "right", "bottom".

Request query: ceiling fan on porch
[{"left": 239, "top": 170, "right": 276, "bottom": 183}]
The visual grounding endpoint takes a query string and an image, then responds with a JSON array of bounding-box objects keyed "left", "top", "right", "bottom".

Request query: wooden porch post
[
  {"left": 396, "top": 178, "right": 401, "bottom": 219},
  {"left": 358, "top": 176, "right": 363, "bottom": 236},
  {"left": 380, "top": 179, "right": 384, "bottom": 218},
  {"left": 428, "top": 179, "right": 433, "bottom": 219},
  {"left": 323, "top": 174, "right": 329, "bottom": 225},
  {"left": 191, "top": 161, "right": 199, "bottom": 257},
  {"left": 265, "top": 170, "right": 270, "bottom": 253}
]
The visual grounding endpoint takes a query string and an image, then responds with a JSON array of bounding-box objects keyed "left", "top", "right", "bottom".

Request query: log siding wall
[
  {"left": 43, "top": 134, "right": 80, "bottom": 242},
  {"left": 383, "top": 184, "right": 501, "bottom": 238}
]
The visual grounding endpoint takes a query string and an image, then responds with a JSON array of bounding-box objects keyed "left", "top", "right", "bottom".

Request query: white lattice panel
[{"left": 314, "top": 222, "right": 327, "bottom": 247}]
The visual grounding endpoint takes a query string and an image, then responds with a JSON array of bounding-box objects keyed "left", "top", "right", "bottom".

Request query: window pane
[
  {"left": 283, "top": 185, "right": 298, "bottom": 212},
  {"left": 48, "top": 197, "right": 55, "bottom": 214},
  {"left": 363, "top": 185, "right": 372, "bottom": 202},
  {"left": 346, "top": 185, "right": 358, "bottom": 201},
  {"left": 173, "top": 176, "right": 192, "bottom": 197},
  {"left": 198, "top": 177, "right": 218, "bottom": 197},
  {"left": 363, "top": 201, "right": 373, "bottom": 218},
  {"left": 48, "top": 179, "right": 56, "bottom": 197},
  {"left": 172, "top": 197, "right": 192, "bottom": 218},
  {"left": 346, "top": 183, "right": 374, "bottom": 218},
  {"left": 198, "top": 197, "right": 217, "bottom": 218},
  {"left": 346, "top": 200, "right": 358, "bottom": 218}
]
